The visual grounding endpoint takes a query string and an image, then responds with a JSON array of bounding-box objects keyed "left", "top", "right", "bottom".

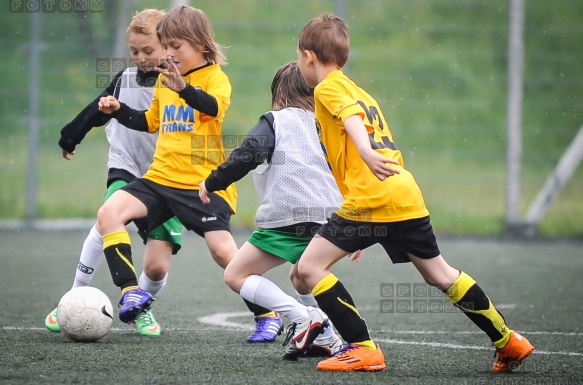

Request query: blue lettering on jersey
[{"left": 162, "top": 105, "right": 195, "bottom": 133}]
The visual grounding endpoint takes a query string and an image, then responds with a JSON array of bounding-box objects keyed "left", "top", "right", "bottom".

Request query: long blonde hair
[{"left": 157, "top": 6, "right": 227, "bottom": 65}]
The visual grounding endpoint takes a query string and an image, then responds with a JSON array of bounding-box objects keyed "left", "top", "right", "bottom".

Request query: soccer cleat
[
  {"left": 282, "top": 307, "right": 329, "bottom": 360},
  {"left": 247, "top": 312, "right": 284, "bottom": 343},
  {"left": 118, "top": 289, "right": 153, "bottom": 324},
  {"left": 134, "top": 308, "right": 161, "bottom": 337},
  {"left": 305, "top": 330, "right": 344, "bottom": 357},
  {"left": 44, "top": 307, "right": 61, "bottom": 333},
  {"left": 492, "top": 331, "right": 535, "bottom": 372},
  {"left": 316, "top": 343, "right": 387, "bottom": 372}
]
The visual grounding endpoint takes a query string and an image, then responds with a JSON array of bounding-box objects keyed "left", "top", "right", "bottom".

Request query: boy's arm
[
  {"left": 178, "top": 85, "right": 218, "bottom": 117},
  {"left": 109, "top": 103, "right": 149, "bottom": 132},
  {"left": 58, "top": 70, "right": 124, "bottom": 153},
  {"left": 204, "top": 113, "right": 276, "bottom": 192},
  {"left": 344, "top": 115, "right": 400, "bottom": 181},
  {"left": 158, "top": 57, "right": 220, "bottom": 117}
]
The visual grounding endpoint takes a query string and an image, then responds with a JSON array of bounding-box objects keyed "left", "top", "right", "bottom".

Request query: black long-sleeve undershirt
[
  {"left": 111, "top": 84, "right": 220, "bottom": 133},
  {"left": 205, "top": 112, "right": 276, "bottom": 192},
  {"left": 178, "top": 85, "right": 218, "bottom": 117},
  {"left": 58, "top": 69, "right": 160, "bottom": 153},
  {"left": 58, "top": 70, "right": 122, "bottom": 153}
]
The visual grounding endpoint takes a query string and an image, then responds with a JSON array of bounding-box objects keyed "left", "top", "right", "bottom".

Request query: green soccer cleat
[
  {"left": 44, "top": 307, "right": 61, "bottom": 333},
  {"left": 134, "top": 308, "right": 161, "bottom": 337}
]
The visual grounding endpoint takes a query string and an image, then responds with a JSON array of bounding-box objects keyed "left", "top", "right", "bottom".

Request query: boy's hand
[
  {"left": 199, "top": 181, "right": 211, "bottom": 204},
  {"left": 361, "top": 148, "right": 401, "bottom": 181},
  {"left": 348, "top": 249, "right": 363, "bottom": 262},
  {"left": 344, "top": 115, "right": 401, "bottom": 181},
  {"left": 62, "top": 149, "right": 75, "bottom": 160},
  {"left": 158, "top": 56, "right": 186, "bottom": 92},
  {"left": 98, "top": 96, "right": 120, "bottom": 114}
]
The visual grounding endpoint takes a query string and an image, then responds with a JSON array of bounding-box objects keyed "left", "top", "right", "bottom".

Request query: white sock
[
  {"left": 240, "top": 275, "right": 309, "bottom": 324},
  {"left": 296, "top": 292, "right": 318, "bottom": 307},
  {"left": 296, "top": 291, "right": 335, "bottom": 340},
  {"left": 139, "top": 272, "right": 167, "bottom": 297},
  {"left": 71, "top": 225, "right": 104, "bottom": 289}
]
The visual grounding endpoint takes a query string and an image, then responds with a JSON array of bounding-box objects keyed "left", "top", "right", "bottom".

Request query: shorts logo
[
  {"left": 201, "top": 216, "right": 217, "bottom": 222},
  {"left": 77, "top": 262, "right": 94, "bottom": 275}
]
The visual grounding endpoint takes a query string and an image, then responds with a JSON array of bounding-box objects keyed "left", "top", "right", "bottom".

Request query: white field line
[
  {"left": 5, "top": 310, "right": 583, "bottom": 357},
  {"left": 374, "top": 338, "right": 583, "bottom": 357}
]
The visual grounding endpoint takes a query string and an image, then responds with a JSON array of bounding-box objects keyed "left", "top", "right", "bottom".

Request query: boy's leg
[
  {"left": 71, "top": 224, "right": 105, "bottom": 289},
  {"left": 133, "top": 239, "right": 171, "bottom": 337},
  {"left": 225, "top": 242, "right": 326, "bottom": 358},
  {"left": 298, "top": 235, "right": 386, "bottom": 372},
  {"left": 139, "top": 216, "right": 182, "bottom": 295},
  {"left": 97, "top": 189, "right": 152, "bottom": 323},
  {"left": 45, "top": 180, "right": 130, "bottom": 332},
  {"left": 171, "top": 188, "right": 279, "bottom": 342},
  {"left": 290, "top": 264, "right": 344, "bottom": 357},
  {"left": 411, "top": 254, "right": 534, "bottom": 372},
  {"left": 133, "top": 218, "right": 181, "bottom": 337},
  {"left": 205, "top": 230, "right": 281, "bottom": 342},
  {"left": 44, "top": 223, "right": 105, "bottom": 333},
  {"left": 412, "top": 255, "right": 512, "bottom": 344}
]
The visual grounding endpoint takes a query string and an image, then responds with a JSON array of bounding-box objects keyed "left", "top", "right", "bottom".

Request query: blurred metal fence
[{"left": 1, "top": 0, "right": 581, "bottom": 236}]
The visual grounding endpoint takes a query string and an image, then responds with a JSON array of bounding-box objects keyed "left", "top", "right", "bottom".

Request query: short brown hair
[
  {"left": 127, "top": 9, "right": 165, "bottom": 35},
  {"left": 157, "top": 6, "right": 227, "bottom": 65},
  {"left": 298, "top": 13, "right": 349, "bottom": 68},
  {"left": 271, "top": 61, "right": 314, "bottom": 112}
]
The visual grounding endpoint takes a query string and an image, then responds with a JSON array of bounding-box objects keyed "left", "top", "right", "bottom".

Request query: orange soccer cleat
[
  {"left": 316, "top": 343, "right": 387, "bottom": 372},
  {"left": 492, "top": 331, "right": 535, "bottom": 372}
]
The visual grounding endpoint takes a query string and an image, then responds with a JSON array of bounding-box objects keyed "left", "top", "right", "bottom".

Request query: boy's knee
[
  {"left": 210, "top": 248, "right": 232, "bottom": 269},
  {"left": 288, "top": 266, "right": 302, "bottom": 288},
  {"left": 296, "top": 259, "right": 312, "bottom": 281},
  {"left": 223, "top": 265, "right": 240, "bottom": 291},
  {"left": 290, "top": 270, "right": 310, "bottom": 294},
  {"left": 96, "top": 204, "right": 116, "bottom": 229},
  {"left": 143, "top": 263, "right": 167, "bottom": 281}
]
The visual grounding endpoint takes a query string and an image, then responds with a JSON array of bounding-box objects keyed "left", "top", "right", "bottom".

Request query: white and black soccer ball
[{"left": 57, "top": 286, "right": 113, "bottom": 342}]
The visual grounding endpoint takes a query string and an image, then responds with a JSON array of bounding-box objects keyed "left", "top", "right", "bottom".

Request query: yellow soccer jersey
[
  {"left": 314, "top": 70, "right": 428, "bottom": 222},
  {"left": 143, "top": 63, "right": 237, "bottom": 213}
]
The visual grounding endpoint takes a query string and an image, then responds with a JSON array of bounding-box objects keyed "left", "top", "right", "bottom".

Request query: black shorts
[
  {"left": 317, "top": 215, "right": 440, "bottom": 264},
  {"left": 121, "top": 178, "right": 231, "bottom": 238}
]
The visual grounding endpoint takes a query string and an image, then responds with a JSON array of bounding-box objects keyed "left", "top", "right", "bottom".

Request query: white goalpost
[
  {"left": 520, "top": 126, "right": 583, "bottom": 237},
  {"left": 505, "top": 0, "right": 582, "bottom": 237}
]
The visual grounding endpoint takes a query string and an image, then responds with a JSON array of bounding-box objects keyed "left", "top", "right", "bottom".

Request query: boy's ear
[{"left": 305, "top": 50, "right": 315, "bottom": 65}]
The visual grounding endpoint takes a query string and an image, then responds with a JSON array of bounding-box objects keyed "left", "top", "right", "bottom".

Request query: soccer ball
[{"left": 57, "top": 286, "right": 114, "bottom": 342}]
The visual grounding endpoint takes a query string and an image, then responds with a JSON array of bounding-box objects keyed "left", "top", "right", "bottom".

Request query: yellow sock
[
  {"left": 312, "top": 273, "right": 338, "bottom": 296},
  {"left": 103, "top": 231, "right": 131, "bottom": 248},
  {"left": 493, "top": 330, "right": 513, "bottom": 349},
  {"left": 447, "top": 271, "right": 511, "bottom": 346},
  {"left": 256, "top": 311, "right": 277, "bottom": 318},
  {"left": 121, "top": 285, "right": 139, "bottom": 295},
  {"left": 354, "top": 340, "right": 377, "bottom": 351},
  {"left": 312, "top": 273, "right": 374, "bottom": 346}
]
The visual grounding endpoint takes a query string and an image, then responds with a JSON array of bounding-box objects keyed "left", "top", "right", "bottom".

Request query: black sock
[{"left": 314, "top": 278, "right": 371, "bottom": 343}]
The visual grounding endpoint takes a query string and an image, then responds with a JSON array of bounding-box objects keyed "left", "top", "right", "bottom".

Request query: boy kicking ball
[{"left": 294, "top": 12, "right": 535, "bottom": 373}]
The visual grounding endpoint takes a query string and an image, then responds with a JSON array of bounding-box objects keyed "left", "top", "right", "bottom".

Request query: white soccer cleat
[
  {"left": 282, "top": 306, "right": 329, "bottom": 360},
  {"left": 306, "top": 329, "right": 344, "bottom": 357}
]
